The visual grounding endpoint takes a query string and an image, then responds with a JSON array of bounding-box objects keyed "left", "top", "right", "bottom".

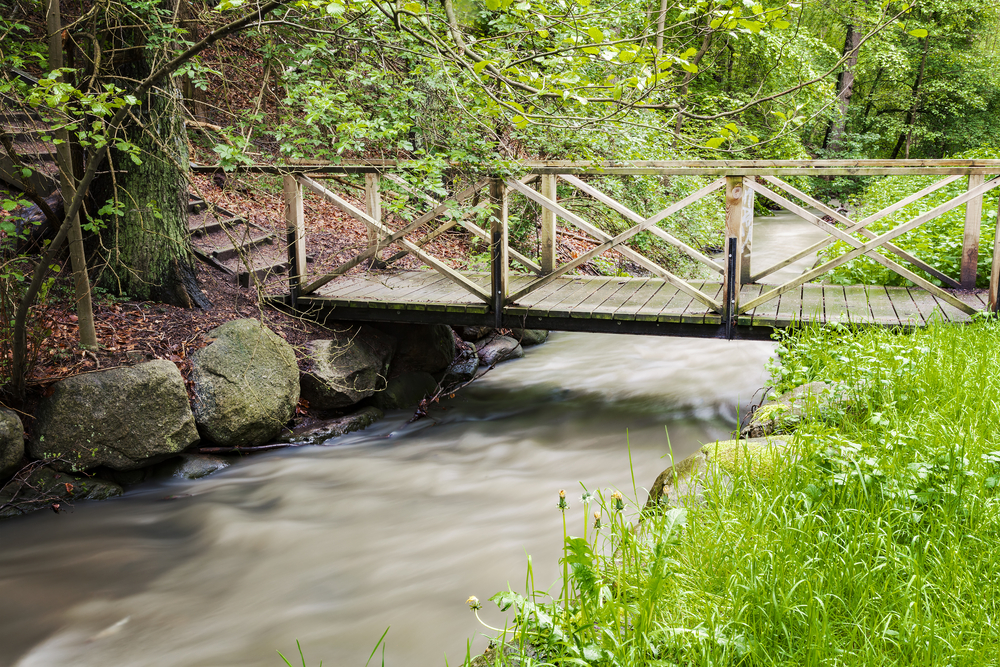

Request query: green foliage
[
  {"left": 474, "top": 320, "right": 1000, "bottom": 665},
  {"left": 820, "top": 148, "right": 1000, "bottom": 287}
]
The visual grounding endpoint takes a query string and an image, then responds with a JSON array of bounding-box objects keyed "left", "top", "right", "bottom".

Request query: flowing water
[{"left": 0, "top": 210, "right": 824, "bottom": 667}]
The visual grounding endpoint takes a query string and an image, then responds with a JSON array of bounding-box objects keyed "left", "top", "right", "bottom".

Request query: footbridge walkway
[{"left": 219, "top": 160, "right": 1000, "bottom": 340}]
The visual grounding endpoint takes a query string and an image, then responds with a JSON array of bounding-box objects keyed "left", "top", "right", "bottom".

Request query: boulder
[
  {"left": 443, "top": 339, "right": 479, "bottom": 383},
  {"left": 646, "top": 436, "right": 790, "bottom": 508},
  {"left": 277, "top": 407, "right": 384, "bottom": 445},
  {"left": 158, "top": 454, "right": 232, "bottom": 480},
  {"left": 742, "top": 381, "right": 848, "bottom": 438},
  {"left": 457, "top": 325, "right": 492, "bottom": 342},
  {"left": 191, "top": 319, "right": 299, "bottom": 447},
  {"left": 300, "top": 325, "right": 396, "bottom": 409},
  {"left": 475, "top": 334, "right": 524, "bottom": 367},
  {"left": 509, "top": 328, "right": 548, "bottom": 347},
  {"left": 372, "top": 372, "right": 438, "bottom": 411},
  {"left": 0, "top": 467, "right": 122, "bottom": 518},
  {"left": 0, "top": 408, "right": 24, "bottom": 479},
  {"left": 371, "top": 323, "right": 455, "bottom": 373},
  {"left": 30, "top": 360, "right": 199, "bottom": 472}
]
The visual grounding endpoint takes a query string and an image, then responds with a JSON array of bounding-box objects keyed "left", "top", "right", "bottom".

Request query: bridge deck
[{"left": 289, "top": 270, "right": 987, "bottom": 340}]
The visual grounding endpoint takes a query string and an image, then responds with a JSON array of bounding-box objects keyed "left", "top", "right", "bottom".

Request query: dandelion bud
[
  {"left": 593, "top": 511, "right": 602, "bottom": 529},
  {"left": 467, "top": 595, "right": 481, "bottom": 611},
  {"left": 611, "top": 491, "right": 625, "bottom": 511},
  {"left": 557, "top": 489, "right": 568, "bottom": 511}
]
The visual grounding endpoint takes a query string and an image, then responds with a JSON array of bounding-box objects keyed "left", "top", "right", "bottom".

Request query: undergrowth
[{"left": 468, "top": 319, "right": 1000, "bottom": 666}]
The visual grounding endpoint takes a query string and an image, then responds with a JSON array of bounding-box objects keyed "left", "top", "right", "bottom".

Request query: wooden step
[
  {"left": 188, "top": 198, "right": 208, "bottom": 214},
  {"left": 237, "top": 259, "right": 289, "bottom": 287},
  {"left": 211, "top": 232, "right": 274, "bottom": 261},
  {"left": 188, "top": 215, "right": 244, "bottom": 236}
]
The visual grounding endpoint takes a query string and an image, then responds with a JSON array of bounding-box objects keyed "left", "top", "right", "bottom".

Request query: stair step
[
  {"left": 237, "top": 261, "right": 289, "bottom": 287},
  {"left": 189, "top": 215, "right": 244, "bottom": 236},
  {"left": 188, "top": 198, "right": 208, "bottom": 214},
  {"left": 211, "top": 232, "right": 275, "bottom": 261}
]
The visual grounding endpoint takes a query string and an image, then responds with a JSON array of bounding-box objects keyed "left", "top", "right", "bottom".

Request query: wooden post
[
  {"left": 283, "top": 174, "right": 307, "bottom": 304},
  {"left": 489, "top": 178, "right": 509, "bottom": 327},
  {"left": 740, "top": 177, "right": 754, "bottom": 284},
  {"left": 539, "top": 174, "right": 557, "bottom": 274},
  {"left": 365, "top": 173, "right": 381, "bottom": 250},
  {"left": 962, "top": 174, "right": 985, "bottom": 289},
  {"left": 724, "top": 175, "right": 752, "bottom": 315},
  {"left": 989, "top": 195, "right": 1000, "bottom": 311}
]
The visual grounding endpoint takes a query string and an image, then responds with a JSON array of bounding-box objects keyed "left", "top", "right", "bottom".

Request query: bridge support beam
[
  {"left": 962, "top": 174, "right": 984, "bottom": 289},
  {"left": 539, "top": 174, "right": 557, "bottom": 274},
  {"left": 990, "top": 195, "right": 1000, "bottom": 311},
  {"left": 283, "top": 175, "right": 306, "bottom": 305},
  {"left": 490, "top": 178, "right": 509, "bottom": 328},
  {"left": 724, "top": 176, "right": 754, "bottom": 323},
  {"left": 365, "top": 173, "right": 382, "bottom": 251}
]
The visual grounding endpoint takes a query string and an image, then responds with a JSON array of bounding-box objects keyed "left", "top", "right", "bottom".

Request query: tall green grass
[{"left": 469, "top": 320, "right": 1000, "bottom": 666}]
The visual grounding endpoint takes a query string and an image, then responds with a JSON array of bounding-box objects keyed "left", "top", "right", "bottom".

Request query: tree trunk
[
  {"left": 91, "top": 33, "right": 209, "bottom": 308},
  {"left": 47, "top": 0, "right": 99, "bottom": 348},
  {"left": 890, "top": 35, "right": 930, "bottom": 160},
  {"left": 824, "top": 23, "right": 862, "bottom": 153}
]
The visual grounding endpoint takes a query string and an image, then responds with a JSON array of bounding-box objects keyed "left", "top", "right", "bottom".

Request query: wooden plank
[
  {"left": 774, "top": 284, "right": 804, "bottom": 327},
  {"left": 315, "top": 273, "right": 389, "bottom": 299},
  {"left": 799, "top": 285, "right": 825, "bottom": 324},
  {"left": 842, "top": 286, "right": 875, "bottom": 325},
  {"left": 570, "top": 279, "right": 630, "bottom": 319},
  {"left": 591, "top": 279, "right": 648, "bottom": 317},
  {"left": 549, "top": 277, "right": 615, "bottom": 318},
  {"left": 655, "top": 280, "right": 706, "bottom": 323},
  {"left": 884, "top": 286, "right": 925, "bottom": 327},
  {"left": 615, "top": 281, "right": 673, "bottom": 320},
  {"left": 866, "top": 285, "right": 901, "bottom": 326},
  {"left": 822, "top": 285, "right": 849, "bottom": 325},
  {"left": 490, "top": 178, "right": 509, "bottom": 323},
  {"left": 906, "top": 288, "right": 947, "bottom": 324},
  {"left": 736, "top": 284, "right": 764, "bottom": 326},
  {"left": 345, "top": 272, "right": 451, "bottom": 307},
  {"left": 679, "top": 282, "right": 723, "bottom": 325},
  {"left": 339, "top": 272, "right": 447, "bottom": 302},
  {"left": 524, "top": 278, "right": 591, "bottom": 316},
  {"left": 511, "top": 277, "right": 576, "bottom": 311},
  {"left": 637, "top": 283, "right": 689, "bottom": 323}
]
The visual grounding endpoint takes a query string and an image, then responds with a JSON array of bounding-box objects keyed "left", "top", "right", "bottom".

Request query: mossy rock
[
  {"left": 646, "top": 436, "right": 790, "bottom": 508},
  {"left": 191, "top": 319, "right": 299, "bottom": 447},
  {"left": 743, "top": 381, "right": 851, "bottom": 438},
  {"left": 0, "top": 467, "right": 122, "bottom": 518},
  {"left": 0, "top": 408, "right": 24, "bottom": 480}
]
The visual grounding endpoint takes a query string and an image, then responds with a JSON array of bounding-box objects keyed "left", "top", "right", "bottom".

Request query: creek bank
[
  {"left": 645, "top": 380, "right": 850, "bottom": 509},
  {"left": 1, "top": 319, "right": 548, "bottom": 518}
]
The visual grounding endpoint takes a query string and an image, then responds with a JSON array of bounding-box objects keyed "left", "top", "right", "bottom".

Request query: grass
[{"left": 468, "top": 319, "right": 1000, "bottom": 666}]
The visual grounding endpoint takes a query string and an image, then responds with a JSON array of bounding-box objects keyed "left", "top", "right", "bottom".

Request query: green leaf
[
  {"left": 484, "top": 0, "right": 502, "bottom": 10},
  {"left": 747, "top": 134, "right": 759, "bottom": 143},
  {"left": 402, "top": 2, "right": 422, "bottom": 11},
  {"left": 724, "top": 122, "right": 739, "bottom": 134},
  {"left": 473, "top": 60, "right": 491, "bottom": 75},
  {"left": 773, "top": 19, "right": 790, "bottom": 28},
  {"left": 773, "top": 110, "right": 787, "bottom": 120},
  {"left": 908, "top": 28, "right": 928, "bottom": 38},
  {"left": 680, "top": 62, "right": 698, "bottom": 73},
  {"left": 705, "top": 137, "right": 726, "bottom": 148},
  {"left": 536, "top": 29, "right": 549, "bottom": 38},
  {"left": 587, "top": 26, "right": 603, "bottom": 42},
  {"left": 511, "top": 115, "right": 529, "bottom": 129}
]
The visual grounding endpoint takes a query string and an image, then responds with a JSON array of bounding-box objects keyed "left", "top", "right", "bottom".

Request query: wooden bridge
[{"left": 239, "top": 160, "right": 1000, "bottom": 340}]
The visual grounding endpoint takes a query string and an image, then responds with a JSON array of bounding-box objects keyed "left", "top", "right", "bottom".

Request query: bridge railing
[{"left": 269, "top": 160, "right": 1000, "bottom": 328}]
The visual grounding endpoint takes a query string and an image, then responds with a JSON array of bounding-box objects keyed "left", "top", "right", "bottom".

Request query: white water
[{"left": 0, "top": 210, "right": 818, "bottom": 667}]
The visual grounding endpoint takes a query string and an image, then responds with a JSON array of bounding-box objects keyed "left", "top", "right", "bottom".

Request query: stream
[{"left": 0, "top": 210, "right": 826, "bottom": 667}]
